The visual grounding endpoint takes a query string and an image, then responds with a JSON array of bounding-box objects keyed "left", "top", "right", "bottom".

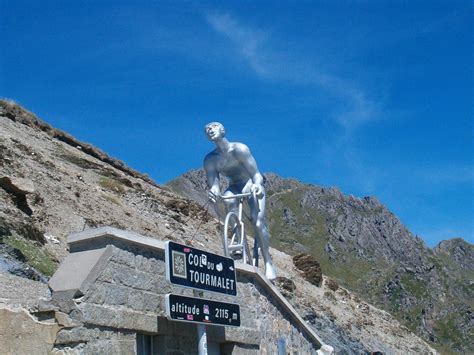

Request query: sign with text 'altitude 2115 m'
[
  {"left": 165, "top": 294, "right": 240, "bottom": 327},
  {"left": 165, "top": 241, "right": 237, "bottom": 296}
]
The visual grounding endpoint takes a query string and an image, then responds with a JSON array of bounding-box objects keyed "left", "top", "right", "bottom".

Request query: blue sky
[{"left": 1, "top": 1, "right": 472, "bottom": 246}]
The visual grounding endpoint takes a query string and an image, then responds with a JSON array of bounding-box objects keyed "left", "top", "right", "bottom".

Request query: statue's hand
[
  {"left": 251, "top": 184, "right": 264, "bottom": 198},
  {"left": 208, "top": 187, "right": 220, "bottom": 203}
]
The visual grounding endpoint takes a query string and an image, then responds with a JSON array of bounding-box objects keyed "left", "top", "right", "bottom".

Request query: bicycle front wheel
[
  {"left": 223, "top": 212, "right": 251, "bottom": 264},
  {"left": 223, "top": 212, "right": 240, "bottom": 257}
]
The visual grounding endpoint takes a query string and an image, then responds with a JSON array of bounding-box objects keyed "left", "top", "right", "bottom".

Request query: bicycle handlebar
[
  {"left": 210, "top": 190, "right": 261, "bottom": 213},
  {"left": 219, "top": 192, "right": 254, "bottom": 200}
]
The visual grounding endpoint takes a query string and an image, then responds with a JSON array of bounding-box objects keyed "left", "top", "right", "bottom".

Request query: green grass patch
[
  {"left": 434, "top": 313, "right": 465, "bottom": 351},
  {"left": 431, "top": 343, "right": 458, "bottom": 355},
  {"left": 403, "top": 305, "right": 425, "bottom": 332},
  {"left": 99, "top": 176, "right": 126, "bottom": 194},
  {"left": 267, "top": 188, "right": 376, "bottom": 291},
  {"left": 103, "top": 193, "right": 121, "bottom": 205},
  {"left": 60, "top": 152, "right": 102, "bottom": 170},
  {"left": 400, "top": 274, "right": 429, "bottom": 299},
  {"left": 3, "top": 236, "right": 57, "bottom": 276}
]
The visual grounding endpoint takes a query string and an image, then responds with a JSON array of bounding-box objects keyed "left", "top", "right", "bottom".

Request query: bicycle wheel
[
  {"left": 223, "top": 212, "right": 251, "bottom": 264},
  {"left": 223, "top": 212, "right": 240, "bottom": 257}
]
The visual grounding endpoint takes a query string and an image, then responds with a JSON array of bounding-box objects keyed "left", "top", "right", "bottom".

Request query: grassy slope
[{"left": 265, "top": 186, "right": 471, "bottom": 354}]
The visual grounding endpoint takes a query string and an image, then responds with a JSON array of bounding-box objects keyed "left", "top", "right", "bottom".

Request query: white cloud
[
  {"left": 205, "top": 12, "right": 381, "bottom": 132},
  {"left": 206, "top": 13, "right": 270, "bottom": 77}
]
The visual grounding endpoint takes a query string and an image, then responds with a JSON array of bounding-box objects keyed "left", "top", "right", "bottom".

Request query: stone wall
[
  {"left": 54, "top": 326, "right": 136, "bottom": 354},
  {"left": 49, "top": 227, "right": 330, "bottom": 354},
  {"left": 0, "top": 307, "right": 60, "bottom": 355}
]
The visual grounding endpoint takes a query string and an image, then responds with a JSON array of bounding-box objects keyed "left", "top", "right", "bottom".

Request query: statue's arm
[
  {"left": 204, "top": 154, "right": 220, "bottom": 201},
  {"left": 236, "top": 144, "right": 264, "bottom": 194}
]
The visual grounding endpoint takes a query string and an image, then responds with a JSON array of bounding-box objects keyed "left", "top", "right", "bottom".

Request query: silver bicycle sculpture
[{"left": 218, "top": 191, "right": 260, "bottom": 267}]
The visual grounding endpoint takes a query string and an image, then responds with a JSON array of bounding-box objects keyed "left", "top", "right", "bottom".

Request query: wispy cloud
[
  {"left": 205, "top": 12, "right": 380, "bottom": 132},
  {"left": 205, "top": 13, "right": 270, "bottom": 78}
]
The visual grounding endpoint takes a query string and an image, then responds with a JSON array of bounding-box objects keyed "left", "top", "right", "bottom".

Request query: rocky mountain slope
[
  {"left": 167, "top": 170, "right": 473, "bottom": 354},
  {"left": 0, "top": 100, "right": 438, "bottom": 354}
]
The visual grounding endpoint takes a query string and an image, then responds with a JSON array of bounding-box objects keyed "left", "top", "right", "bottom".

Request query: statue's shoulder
[
  {"left": 204, "top": 149, "right": 219, "bottom": 164},
  {"left": 231, "top": 142, "right": 250, "bottom": 155}
]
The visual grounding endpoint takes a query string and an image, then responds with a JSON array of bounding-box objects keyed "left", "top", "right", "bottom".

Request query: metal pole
[
  {"left": 197, "top": 323, "right": 207, "bottom": 355},
  {"left": 194, "top": 290, "right": 207, "bottom": 355}
]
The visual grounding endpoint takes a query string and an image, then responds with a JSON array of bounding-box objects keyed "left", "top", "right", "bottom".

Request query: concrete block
[
  {"left": 147, "top": 257, "right": 166, "bottom": 274},
  {"left": 153, "top": 276, "right": 172, "bottom": 294},
  {"left": 49, "top": 246, "right": 113, "bottom": 298},
  {"left": 128, "top": 290, "right": 146, "bottom": 311},
  {"left": 142, "top": 293, "right": 161, "bottom": 313},
  {"left": 84, "top": 283, "right": 107, "bottom": 305},
  {"left": 110, "top": 248, "right": 136, "bottom": 268},
  {"left": 136, "top": 271, "right": 155, "bottom": 292},
  {"left": 68, "top": 226, "right": 165, "bottom": 254},
  {"left": 96, "top": 267, "right": 114, "bottom": 284},
  {"left": 79, "top": 303, "right": 158, "bottom": 333},
  {"left": 55, "top": 311, "right": 83, "bottom": 328},
  {"left": 104, "top": 285, "right": 130, "bottom": 306},
  {"left": 55, "top": 327, "right": 92, "bottom": 344}
]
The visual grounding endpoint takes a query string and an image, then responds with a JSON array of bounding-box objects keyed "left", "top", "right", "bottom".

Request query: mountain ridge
[{"left": 169, "top": 169, "right": 467, "bottom": 247}]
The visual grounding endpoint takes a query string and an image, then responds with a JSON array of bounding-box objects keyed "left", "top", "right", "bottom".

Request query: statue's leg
[
  {"left": 253, "top": 237, "right": 259, "bottom": 267},
  {"left": 222, "top": 189, "right": 238, "bottom": 214},
  {"left": 249, "top": 194, "right": 276, "bottom": 280}
]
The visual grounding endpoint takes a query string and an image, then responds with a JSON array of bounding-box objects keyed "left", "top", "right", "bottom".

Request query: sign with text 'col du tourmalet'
[{"left": 165, "top": 241, "right": 237, "bottom": 296}]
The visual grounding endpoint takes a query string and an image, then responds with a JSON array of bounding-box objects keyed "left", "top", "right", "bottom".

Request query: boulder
[{"left": 0, "top": 176, "right": 35, "bottom": 195}]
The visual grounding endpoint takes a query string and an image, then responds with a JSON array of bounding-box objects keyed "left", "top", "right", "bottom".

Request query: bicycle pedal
[{"left": 231, "top": 249, "right": 243, "bottom": 258}]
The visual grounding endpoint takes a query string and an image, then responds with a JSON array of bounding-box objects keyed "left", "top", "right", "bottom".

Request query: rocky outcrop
[
  {"left": 434, "top": 238, "right": 474, "bottom": 270},
  {"left": 0, "top": 176, "right": 35, "bottom": 195},
  {"left": 0, "top": 176, "right": 36, "bottom": 216}
]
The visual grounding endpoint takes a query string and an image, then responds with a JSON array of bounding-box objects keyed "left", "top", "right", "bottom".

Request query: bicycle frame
[
  {"left": 219, "top": 191, "right": 259, "bottom": 266},
  {"left": 220, "top": 192, "right": 252, "bottom": 222}
]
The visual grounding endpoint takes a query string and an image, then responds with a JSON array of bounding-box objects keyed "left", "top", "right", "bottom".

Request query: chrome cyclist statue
[{"left": 203, "top": 122, "right": 277, "bottom": 280}]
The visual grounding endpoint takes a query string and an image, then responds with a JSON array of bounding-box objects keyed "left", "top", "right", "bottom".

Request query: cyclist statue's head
[{"left": 204, "top": 122, "right": 226, "bottom": 141}]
